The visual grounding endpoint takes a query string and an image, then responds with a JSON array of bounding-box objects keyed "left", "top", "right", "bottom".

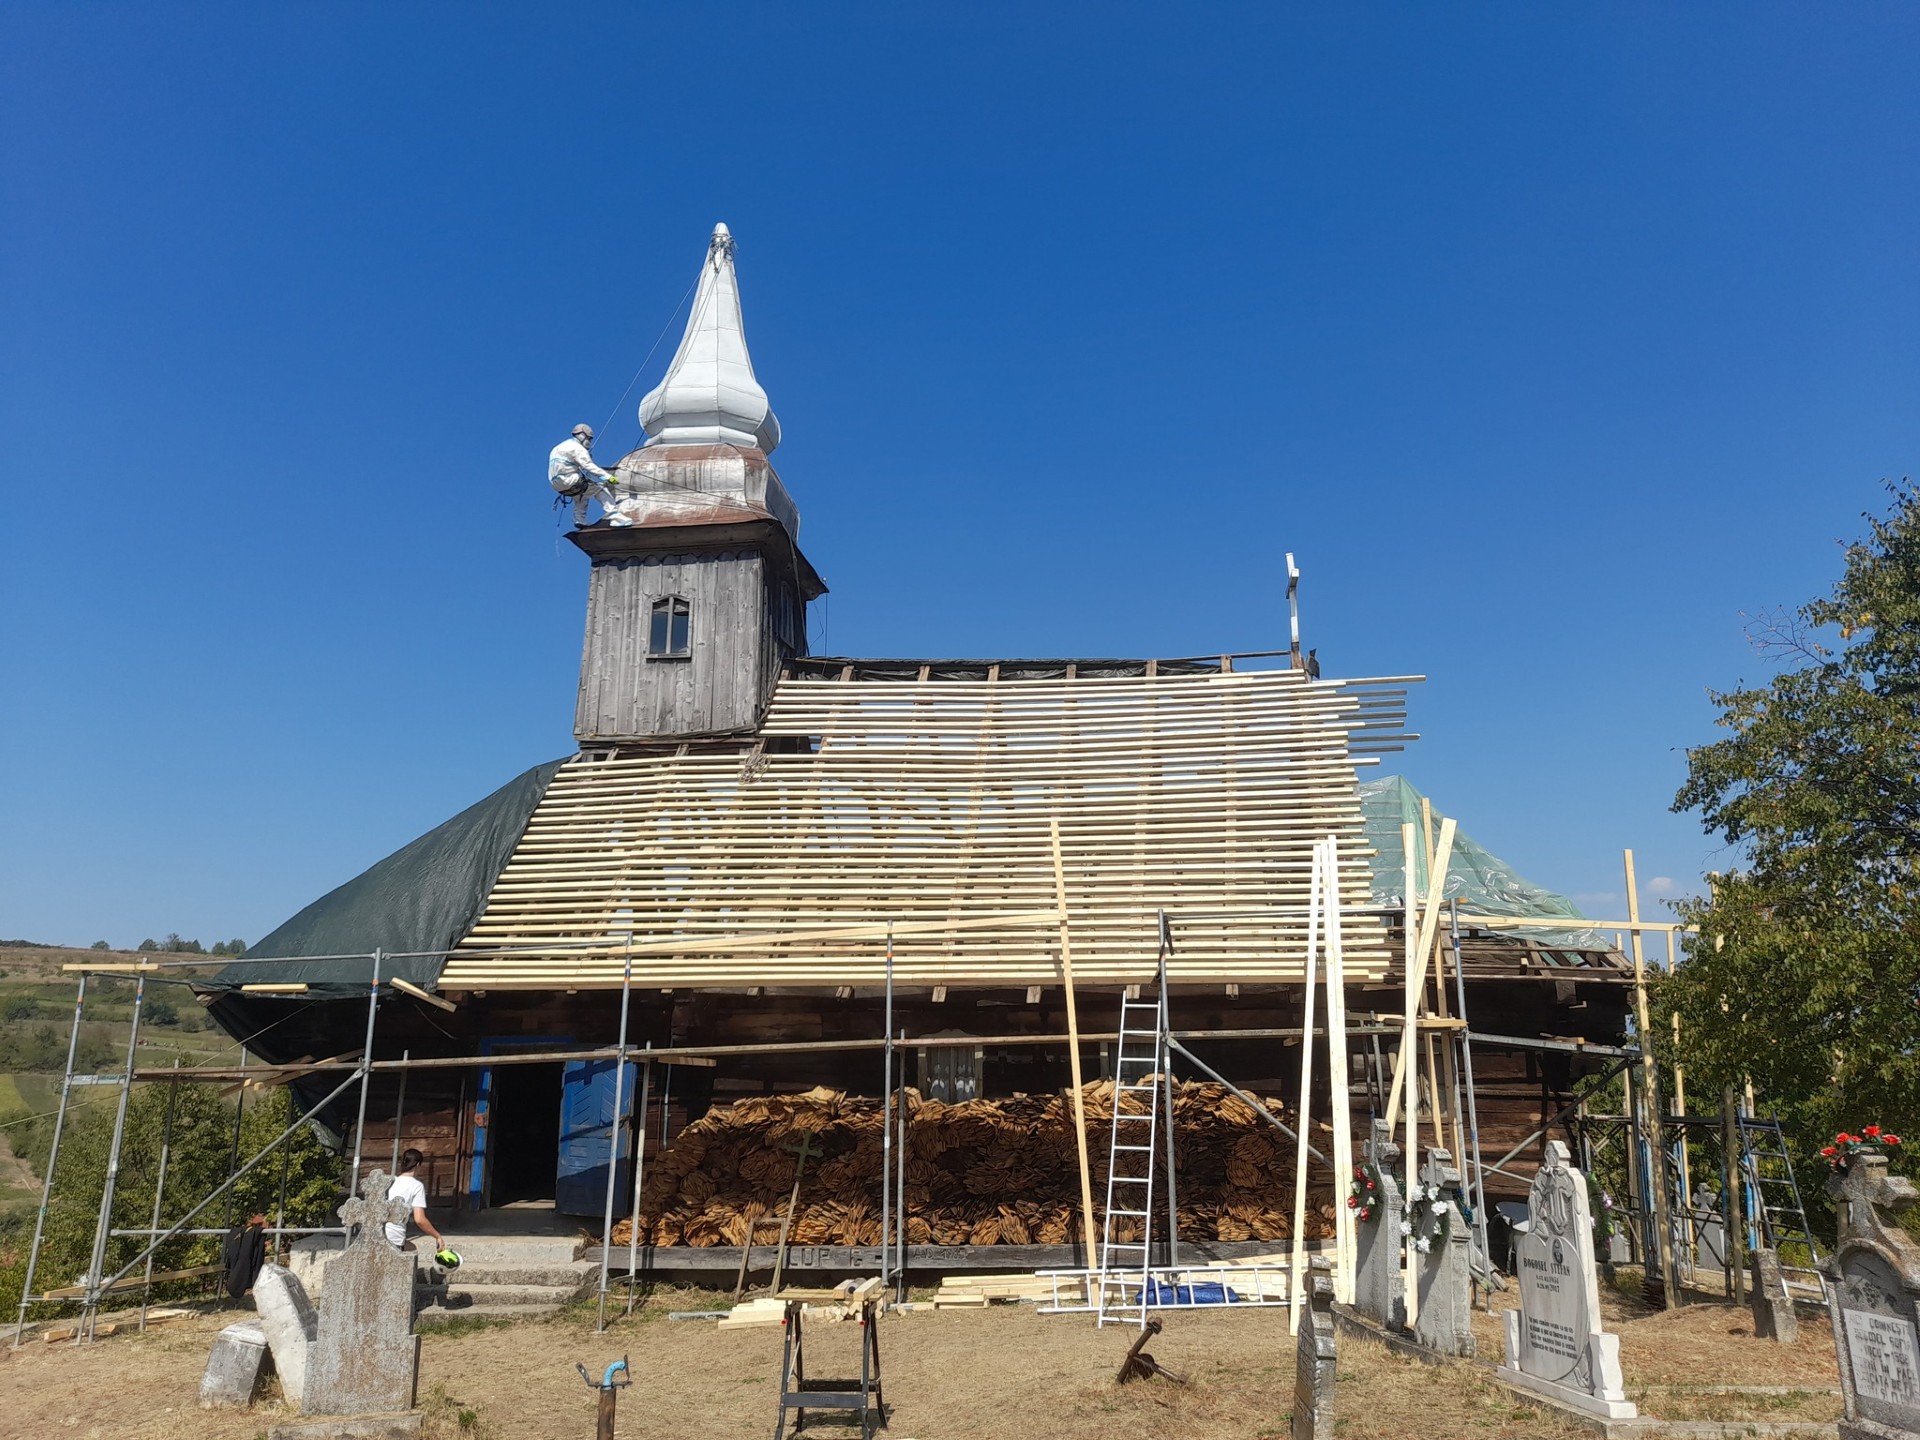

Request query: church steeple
[
  {"left": 637, "top": 223, "right": 781, "bottom": 453},
  {"left": 571, "top": 224, "right": 823, "bottom": 745}
]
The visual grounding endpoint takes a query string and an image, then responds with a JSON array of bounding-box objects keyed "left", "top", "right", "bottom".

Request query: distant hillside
[{"left": 0, "top": 943, "right": 224, "bottom": 981}]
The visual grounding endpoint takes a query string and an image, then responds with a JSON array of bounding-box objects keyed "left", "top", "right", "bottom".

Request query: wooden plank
[
  {"left": 447, "top": 667, "right": 1410, "bottom": 989},
  {"left": 1050, "top": 817, "right": 1099, "bottom": 1265}
]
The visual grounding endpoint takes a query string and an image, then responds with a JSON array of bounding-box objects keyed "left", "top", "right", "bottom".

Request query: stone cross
[
  {"left": 1825, "top": 1152, "right": 1920, "bottom": 1440},
  {"left": 1495, "top": 1140, "right": 1636, "bottom": 1420},
  {"left": 1749, "top": 1248, "right": 1799, "bottom": 1345},
  {"left": 1292, "top": 1255, "right": 1337, "bottom": 1440},
  {"left": 1412, "top": 1148, "right": 1475, "bottom": 1358},
  {"left": 302, "top": 1169, "right": 421, "bottom": 1419},
  {"left": 1353, "top": 1119, "right": 1406, "bottom": 1331}
]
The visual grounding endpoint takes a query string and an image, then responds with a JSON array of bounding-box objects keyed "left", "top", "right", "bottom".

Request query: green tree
[
  {"left": 1669, "top": 482, "right": 1920, "bottom": 1213},
  {"left": 89, "top": 941, "right": 110, "bottom": 952},
  {"left": 136, "top": 939, "right": 158, "bottom": 953},
  {"left": 0, "top": 1084, "right": 340, "bottom": 1320}
]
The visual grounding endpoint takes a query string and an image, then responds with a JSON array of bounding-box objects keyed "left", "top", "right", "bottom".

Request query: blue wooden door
[{"left": 555, "top": 1057, "right": 638, "bottom": 1216}]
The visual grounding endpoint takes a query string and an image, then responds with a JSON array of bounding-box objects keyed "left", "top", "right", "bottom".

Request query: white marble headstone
[{"left": 1496, "top": 1141, "right": 1636, "bottom": 1420}]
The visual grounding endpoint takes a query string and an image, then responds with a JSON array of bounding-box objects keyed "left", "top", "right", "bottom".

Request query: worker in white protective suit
[{"left": 549, "top": 424, "right": 622, "bottom": 526}]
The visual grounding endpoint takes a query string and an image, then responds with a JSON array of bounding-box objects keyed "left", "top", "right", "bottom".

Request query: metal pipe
[
  {"left": 1157, "top": 918, "right": 1179, "bottom": 1271},
  {"left": 895, "top": 1027, "right": 908, "bottom": 1301},
  {"left": 1486, "top": 1059, "right": 1633, "bottom": 1179},
  {"left": 112, "top": 1226, "right": 343, "bottom": 1238},
  {"left": 624, "top": 1053, "right": 653, "bottom": 1315},
  {"left": 274, "top": 1106, "right": 292, "bottom": 1253},
  {"left": 596, "top": 942, "right": 634, "bottom": 1332},
  {"left": 131, "top": 1024, "right": 1418, "bottom": 1081},
  {"left": 1165, "top": 1036, "right": 1328, "bottom": 1168},
  {"left": 89, "top": 1069, "right": 366, "bottom": 1302},
  {"left": 346, "top": 951, "right": 382, "bottom": 1196},
  {"left": 83, "top": 972, "right": 148, "bottom": 1339},
  {"left": 225, "top": 1047, "right": 248, "bottom": 1230},
  {"left": 389, "top": 1050, "right": 410, "bottom": 1174},
  {"left": 1449, "top": 902, "right": 1492, "bottom": 1275},
  {"left": 139, "top": 1059, "right": 182, "bottom": 1333},
  {"left": 14, "top": 975, "right": 89, "bottom": 1347},
  {"left": 879, "top": 926, "right": 894, "bottom": 1286}
]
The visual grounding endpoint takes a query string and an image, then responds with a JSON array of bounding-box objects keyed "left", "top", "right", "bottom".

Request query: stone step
[
  {"left": 419, "top": 1263, "right": 595, "bottom": 1289},
  {"left": 422, "top": 1282, "right": 586, "bottom": 1310},
  {"left": 432, "top": 1236, "right": 585, "bottom": 1266},
  {"left": 418, "top": 1303, "right": 574, "bottom": 1324}
]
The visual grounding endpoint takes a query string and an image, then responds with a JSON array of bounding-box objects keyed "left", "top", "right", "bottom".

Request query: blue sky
[{"left": 3, "top": 4, "right": 1916, "bottom": 948}]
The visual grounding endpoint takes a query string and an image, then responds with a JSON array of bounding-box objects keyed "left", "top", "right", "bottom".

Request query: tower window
[{"left": 649, "top": 596, "right": 691, "bottom": 658}]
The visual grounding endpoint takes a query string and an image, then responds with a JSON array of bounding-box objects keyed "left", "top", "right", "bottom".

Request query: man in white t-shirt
[{"left": 384, "top": 1149, "right": 446, "bottom": 1251}]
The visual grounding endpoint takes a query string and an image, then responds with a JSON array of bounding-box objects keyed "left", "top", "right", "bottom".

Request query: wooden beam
[
  {"left": 1627, "top": 849, "right": 1681, "bottom": 1310},
  {"left": 1051, "top": 816, "right": 1100, "bottom": 1267}
]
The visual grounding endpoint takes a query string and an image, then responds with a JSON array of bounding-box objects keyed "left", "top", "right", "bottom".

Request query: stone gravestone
[
  {"left": 1412, "top": 1148, "right": 1475, "bottom": 1358},
  {"left": 1750, "top": 1248, "right": 1800, "bottom": 1345},
  {"left": 1825, "top": 1152, "right": 1920, "bottom": 1440},
  {"left": 1495, "top": 1141, "right": 1636, "bottom": 1420},
  {"left": 200, "top": 1322, "right": 271, "bottom": 1408},
  {"left": 1353, "top": 1119, "right": 1406, "bottom": 1331},
  {"left": 1292, "top": 1255, "right": 1337, "bottom": 1440},
  {"left": 254, "top": 1262, "right": 320, "bottom": 1408},
  {"left": 301, "top": 1169, "right": 421, "bottom": 1421}
]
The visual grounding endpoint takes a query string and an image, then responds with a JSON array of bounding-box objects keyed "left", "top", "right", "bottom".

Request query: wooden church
[{"left": 208, "top": 225, "right": 1634, "bottom": 1244}]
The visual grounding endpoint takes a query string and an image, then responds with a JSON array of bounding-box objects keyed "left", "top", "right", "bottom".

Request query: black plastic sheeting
[
  {"left": 199, "top": 757, "right": 567, "bottom": 1141},
  {"left": 202, "top": 757, "right": 565, "bottom": 1059}
]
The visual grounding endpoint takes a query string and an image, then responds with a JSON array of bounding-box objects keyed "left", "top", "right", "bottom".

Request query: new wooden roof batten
[{"left": 441, "top": 664, "right": 1417, "bottom": 991}]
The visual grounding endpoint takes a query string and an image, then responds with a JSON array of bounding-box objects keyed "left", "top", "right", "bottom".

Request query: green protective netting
[
  {"left": 1359, "top": 776, "right": 1608, "bottom": 950},
  {"left": 211, "top": 756, "right": 568, "bottom": 997}
]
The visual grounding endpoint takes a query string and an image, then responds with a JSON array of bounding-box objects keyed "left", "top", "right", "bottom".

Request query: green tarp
[
  {"left": 213, "top": 757, "right": 567, "bottom": 997},
  {"left": 1359, "top": 776, "right": 1606, "bottom": 950}
]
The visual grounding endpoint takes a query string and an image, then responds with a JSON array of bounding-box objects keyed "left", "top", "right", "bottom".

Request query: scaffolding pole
[
  {"left": 895, "top": 1026, "right": 908, "bottom": 1302},
  {"left": 1448, "top": 902, "right": 1493, "bottom": 1285},
  {"left": 346, "top": 950, "right": 383, "bottom": 1196},
  {"left": 389, "top": 1049, "right": 410, "bottom": 1174},
  {"left": 224, "top": 1047, "right": 247, "bottom": 1230},
  {"left": 85, "top": 1067, "right": 366, "bottom": 1315},
  {"left": 595, "top": 941, "right": 634, "bottom": 1333},
  {"left": 13, "top": 975, "right": 88, "bottom": 1347},
  {"left": 82, "top": 971, "right": 148, "bottom": 1340},
  {"left": 624, "top": 1051, "right": 653, "bottom": 1314},
  {"left": 138, "top": 1058, "right": 182, "bottom": 1333},
  {"left": 880, "top": 926, "right": 894, "bottom": 1288},
  {"left": 1157, "top": 914, "right": 1180, "bottom": 1272}
]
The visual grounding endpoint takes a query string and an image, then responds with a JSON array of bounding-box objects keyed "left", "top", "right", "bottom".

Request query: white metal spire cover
[{"left": 637, "top": 223, "right": 782, "bottom": 453}]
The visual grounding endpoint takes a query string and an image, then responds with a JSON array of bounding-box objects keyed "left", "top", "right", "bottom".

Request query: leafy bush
[{"left": 0, "top": 1084, "right": 340, "bottom": 1320}]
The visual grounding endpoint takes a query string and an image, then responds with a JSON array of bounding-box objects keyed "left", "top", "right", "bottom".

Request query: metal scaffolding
[{"left": 14, "top": 898, "right": 1643, "bottom": 1345}]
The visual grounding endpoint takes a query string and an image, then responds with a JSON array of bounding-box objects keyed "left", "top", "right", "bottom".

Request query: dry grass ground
[{"left": 0, "top": 1281, "right": 1840, "bottom": 1440}]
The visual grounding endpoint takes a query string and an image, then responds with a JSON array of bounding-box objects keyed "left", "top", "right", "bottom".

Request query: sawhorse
[{"left": 774, "top": 1288, "right": 886, "bottom": 1439}]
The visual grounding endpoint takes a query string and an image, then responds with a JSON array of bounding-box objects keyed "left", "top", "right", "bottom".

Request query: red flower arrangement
[
  {"left": 1347, "top": 1162, "right": 1383, "bottom": 1223},
  {"left": 1822, "top": 1126, "right": 1903, "bottom": 1173}
]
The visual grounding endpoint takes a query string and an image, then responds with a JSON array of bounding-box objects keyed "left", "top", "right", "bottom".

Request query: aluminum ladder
[
  {"left": 1095, "top": 937, "right": 1175, "bottom": 1329},
  {"left": 1740, "top": 1115, "right": 1827, "bottom": 1303}
]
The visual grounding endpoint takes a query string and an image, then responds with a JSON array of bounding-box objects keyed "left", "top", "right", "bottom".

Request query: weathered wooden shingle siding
[{"left": 575, "top": 549, "right": 772, "bottom": 739}]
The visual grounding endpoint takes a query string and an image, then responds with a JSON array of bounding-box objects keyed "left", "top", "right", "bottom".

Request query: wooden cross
[{"left": 769, "top": 1134, "right": 826, "bottom": 1294}]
